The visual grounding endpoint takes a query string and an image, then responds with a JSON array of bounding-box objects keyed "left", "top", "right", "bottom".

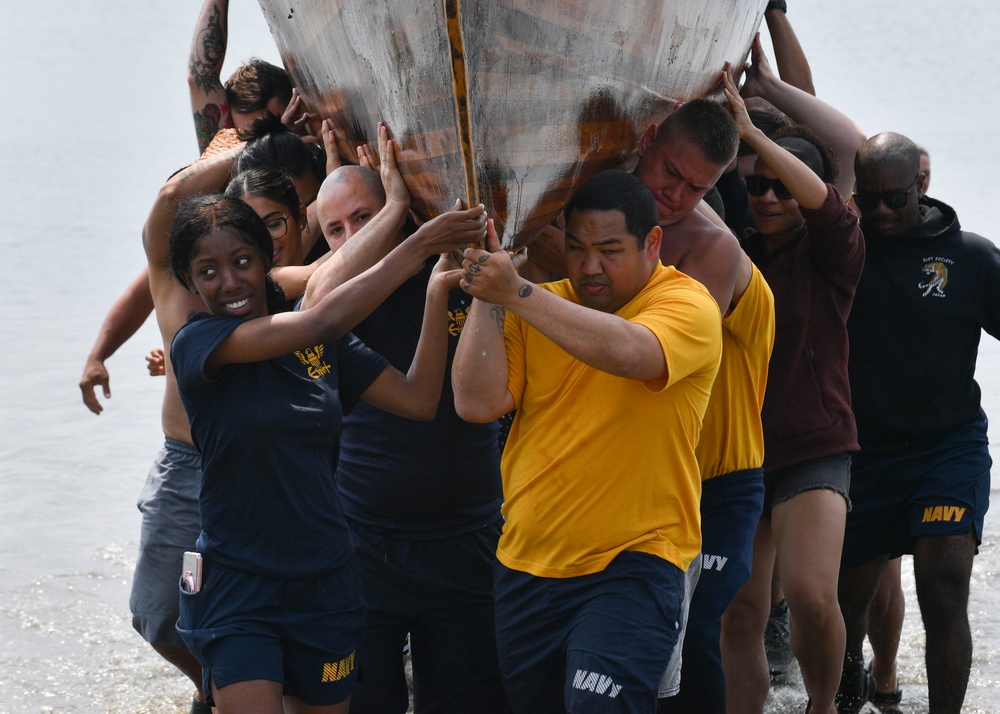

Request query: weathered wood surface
[{"left": 258, "top": 0, "right": 765, "bottom": 246}]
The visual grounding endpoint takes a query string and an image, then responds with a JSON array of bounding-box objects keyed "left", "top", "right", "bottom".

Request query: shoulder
[{"left": 643, "top": 264, "right": 718, "bottom": 309}]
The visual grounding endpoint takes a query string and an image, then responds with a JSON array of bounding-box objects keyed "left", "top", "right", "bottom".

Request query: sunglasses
[
  {"left": 852, "top": 175, "right": 920, "bottom": 211},
  {"left": 745, "top": 175, "right": 793, "bottom": 200}
]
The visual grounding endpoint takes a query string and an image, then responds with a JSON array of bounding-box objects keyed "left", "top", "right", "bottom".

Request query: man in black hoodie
[{"left": 837, "top": 132, "right": 1000, "bottom": 714}]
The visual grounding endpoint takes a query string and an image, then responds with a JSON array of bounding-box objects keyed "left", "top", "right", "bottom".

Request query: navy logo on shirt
[
  {"left": 918, "top": 259, "right": 949, "bottom": 297},
  {"left": 448, "top": 305, "right": 469, "bottom": 336},
  {"left": 295, "top": 345, "right": 332, "bottom": 379}
]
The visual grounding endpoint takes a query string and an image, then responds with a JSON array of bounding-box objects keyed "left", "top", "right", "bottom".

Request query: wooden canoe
[{"left": 257, "top": 0, "right": 765, "bottom": 247}]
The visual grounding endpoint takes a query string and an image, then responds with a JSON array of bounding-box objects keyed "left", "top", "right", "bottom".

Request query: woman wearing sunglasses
[{"left": 721, "top": 68, "right": 866, "bottom": 714}]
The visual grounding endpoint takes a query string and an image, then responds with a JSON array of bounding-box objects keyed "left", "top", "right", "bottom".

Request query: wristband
[{"left": 766, "top": 0, "right": 787, "bottom": 13}]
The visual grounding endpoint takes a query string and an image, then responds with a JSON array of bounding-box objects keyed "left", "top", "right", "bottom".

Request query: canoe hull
[{"left": 258, "top": 0, "right": 765, "bottom": 246}]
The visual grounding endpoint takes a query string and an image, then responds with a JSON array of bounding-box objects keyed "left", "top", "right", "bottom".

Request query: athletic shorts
[
  {"left": 658, "top": 552, "right": 700, "bottom": 697},
  {"left": 763, "top": 453, "right": 852, "bottom": 519},
  {"left": 347, "top": 517, "right": 510, "bottom": 713},
  {"left": 659, "top": 468, "right": 764, "bottom": 707},
  {"left": 842, "top": 415, "right": 991, "bottom": 568},
  {"left": 494, "top": 551, "right": 684, "bottom": 714},
  {"left": 130, "top": 437, "right": 202, "bottom": 649},
  {"left": 177, "top": 557, "right": 366, "bottom": 707}
]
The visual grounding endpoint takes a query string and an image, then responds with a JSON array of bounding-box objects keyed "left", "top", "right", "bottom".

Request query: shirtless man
[
  {"left": 79, "top": 0, "right": 301, "bottom": 414},
  {"left": 631, "top": 98, "right": 776, "bottom": 714}
]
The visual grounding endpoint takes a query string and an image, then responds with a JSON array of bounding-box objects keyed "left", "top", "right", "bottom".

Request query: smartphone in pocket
[{"left": 181, "top": 551, "right": 203, "bottom": 593}]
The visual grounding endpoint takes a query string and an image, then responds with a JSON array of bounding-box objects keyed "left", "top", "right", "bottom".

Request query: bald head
[
  {"left": 853, "top": 132, "right": 925, "bottom": 239},
  {"left": 316, "top": 166, "right": 388, "bottom": 251},
  {"left": 855, "top": 132, "right": 920, "bottom": 178}
]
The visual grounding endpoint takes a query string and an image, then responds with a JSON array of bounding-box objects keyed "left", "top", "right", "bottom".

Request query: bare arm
[
  {"left": 271, "top": 252, "right": 330, "bottom": 301},
  {"left": 360, "top": 257, "right": 462, "bottom": 420},
  {"left": 740, "top": 33, "right": 864, "bottom": 196},
  {"left": 724, "top": 66, "right": 827, "bottom": 209},
  {"left": 143, "top": 148, "right": 242, "bottom": 289},
  {"left": 79, "top": 267, "right": 155, "bottom": 414},
  {"left": 188, "top": 0, "right": 232, "bottom": 153},
  {"left": 206, "top": 232, "right": 471, "bottom": 369},
  {"left": 764, "top": 4, "right": 815, "bottom": 95},
  {"left": 302, "top": 123, "right": 487, "bottom": 308},
  {"left": 452, "top": 296, "right": 516, "bottom": 423}
]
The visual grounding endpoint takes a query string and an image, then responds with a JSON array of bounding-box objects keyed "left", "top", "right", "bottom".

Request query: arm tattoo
[
  {"left": 174, "top": 146, "right": 239, "bottom": 182},
  {"left": 489, "top": 305, "right": 506, "bottom": 337},
  {"left": 189, "top": 5, "right": 226, "bottom": 94},
  {"left": 518, "top": 284, "right": 533, "bottom": 299},
  {"left": 193, "top": 104, "right": 225, "bottom": 153}
]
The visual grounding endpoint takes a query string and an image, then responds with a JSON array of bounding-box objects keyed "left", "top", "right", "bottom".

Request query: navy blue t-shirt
[
  {"left": 172, "top": 312, "right": 388, "bottom": 578},
  {"left": 337, "top": 259, "right": 503, "bottom": 537}
]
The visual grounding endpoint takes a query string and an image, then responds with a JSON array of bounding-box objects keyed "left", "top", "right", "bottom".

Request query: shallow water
[{"left": 1, "top": 1, "right": 999, "bottom": 712}]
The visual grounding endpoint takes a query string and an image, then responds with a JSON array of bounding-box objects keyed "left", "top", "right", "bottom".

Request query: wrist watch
[{"left": 766, "top": 0, "right": 787, "bottom": 13}]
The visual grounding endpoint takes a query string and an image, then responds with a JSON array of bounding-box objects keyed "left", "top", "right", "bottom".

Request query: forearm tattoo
[
  {"left": 518, "top": 284, "right": 533, "bottom": 298},
  {"left": 489, "top": 305, "right": 506, "bottom": 337},
  {"left": 189, "top": 5, "right": 226, "bottom": 94}
]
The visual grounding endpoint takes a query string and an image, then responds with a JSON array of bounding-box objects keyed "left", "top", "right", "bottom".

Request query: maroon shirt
[{"left": 743, "top": 185, "right": 865, "bottom": 471}]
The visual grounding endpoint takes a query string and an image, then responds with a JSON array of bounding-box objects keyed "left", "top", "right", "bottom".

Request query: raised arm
[
  {"left": 271, "top": 251, "right": 330, "bottom": 300},
  {"left": 739, "top": 33, "right": 864, "bottom": 196},
  {"left": 459, "top": 222, "right": 669, "bottom": 383},
  {"left": 359, "top": 255, "right": 462, "bottom": 420},
  {"left": 79, "top": 267, "right": 155, "bottom": 414},
  {"left": 763, "top": 1, "right": 815, "bottom": 95},
  {"left": 452, "top": 221, "right": 518, "bottom": 423},
  {"left": 302, "top": 123, "right": 487, "bottom": 308},
  {"left": 724, "top": 66, "right": 828, "bottom": 210},
  {"left": 188, "top": 0, "right": 232, "bottom": 153},
  {"left": 205, "top": 224, "right": 480, "bottom": 369},
  {"left": 142, "top": 146, "right": 243, "bottom": 302}
]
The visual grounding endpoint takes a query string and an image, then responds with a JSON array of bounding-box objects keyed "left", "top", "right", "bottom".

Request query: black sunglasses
[
  {"left": 745, "top": 175, "right": 793, "bottom": 200},
  {"left": 852, "top": 175, "right": 921, "bottom": 211}
]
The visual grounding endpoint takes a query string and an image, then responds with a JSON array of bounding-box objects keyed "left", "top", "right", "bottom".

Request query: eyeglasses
[
  {"left": 852, "top": 175, "right": 920, "bottom": 211},
  {"left": 263, "top": 214, "right": 289, "bottom": 239},
  {"left": 745, "top": 175, "right": 794, "bottom": 200}
]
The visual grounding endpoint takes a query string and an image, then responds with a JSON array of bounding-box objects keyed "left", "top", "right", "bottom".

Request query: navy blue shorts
[
  {"left": 494, "top": 551, "right": 684, "bottom": 714},
  {"left": 660, "top": 468, "right": 764, "bottom": 712},
  {"left": 842, "top": 416, "right": 991, "bottom": 568},
  {"left": 176, "top": 558, "right": 365, "bottom": 707},
  {"left": 347, "top": 517, "right": 510, "bottom": 713}
]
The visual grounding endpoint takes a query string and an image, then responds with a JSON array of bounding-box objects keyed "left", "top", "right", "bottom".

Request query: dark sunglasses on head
[
  {"left": 745, "top": 175, "right": 794, "bottom": 200},
  {"left": 852, "top": 175, "right": 921, "bottom": 211}
]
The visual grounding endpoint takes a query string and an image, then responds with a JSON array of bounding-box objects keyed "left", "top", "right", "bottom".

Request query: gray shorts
[
  {"left": 763, "top": 452, "right": 852, "bottom": 519},
  {"left": 658, "top": 552, "right": 702, "bottom": 697},
  {"left": 129, "top": 438, "right": 202, "bottom": 648}
]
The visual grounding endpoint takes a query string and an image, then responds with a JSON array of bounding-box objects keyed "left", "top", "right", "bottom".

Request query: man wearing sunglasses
[{"left": 838, "top": 132, "right": 1000, "bottom": 714}]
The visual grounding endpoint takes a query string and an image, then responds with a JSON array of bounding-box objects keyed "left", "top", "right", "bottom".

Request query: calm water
[{"left": 0, "top": 1, "right": 998, "bottom": 712}]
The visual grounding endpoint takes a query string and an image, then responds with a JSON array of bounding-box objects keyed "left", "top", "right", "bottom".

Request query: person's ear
[
  {"left": 638, "top": 124, "right": 658, "bottom": 157},
  {"left": 644, "top": 225, "right": 663, "bottom": 260}
]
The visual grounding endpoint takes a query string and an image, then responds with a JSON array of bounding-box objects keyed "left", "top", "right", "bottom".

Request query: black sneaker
[
  {"left": 764, "top": 599, "right": 794, "bottom": 676},
  {"left": 835, "top": 662, "right": 877, "bottom": 714}
]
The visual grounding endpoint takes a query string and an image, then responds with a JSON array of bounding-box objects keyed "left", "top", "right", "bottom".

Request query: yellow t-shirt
[
  {"left": 498, "top": 263, "right": 722, "bottom": 578},
  {"left": 696, "top": 263, "right": 775, "bottom": 480}
]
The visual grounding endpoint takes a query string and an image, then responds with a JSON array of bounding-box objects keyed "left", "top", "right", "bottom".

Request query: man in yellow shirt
[{"left": 453, "top": 170, "right": 722, "bottom": 713}]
